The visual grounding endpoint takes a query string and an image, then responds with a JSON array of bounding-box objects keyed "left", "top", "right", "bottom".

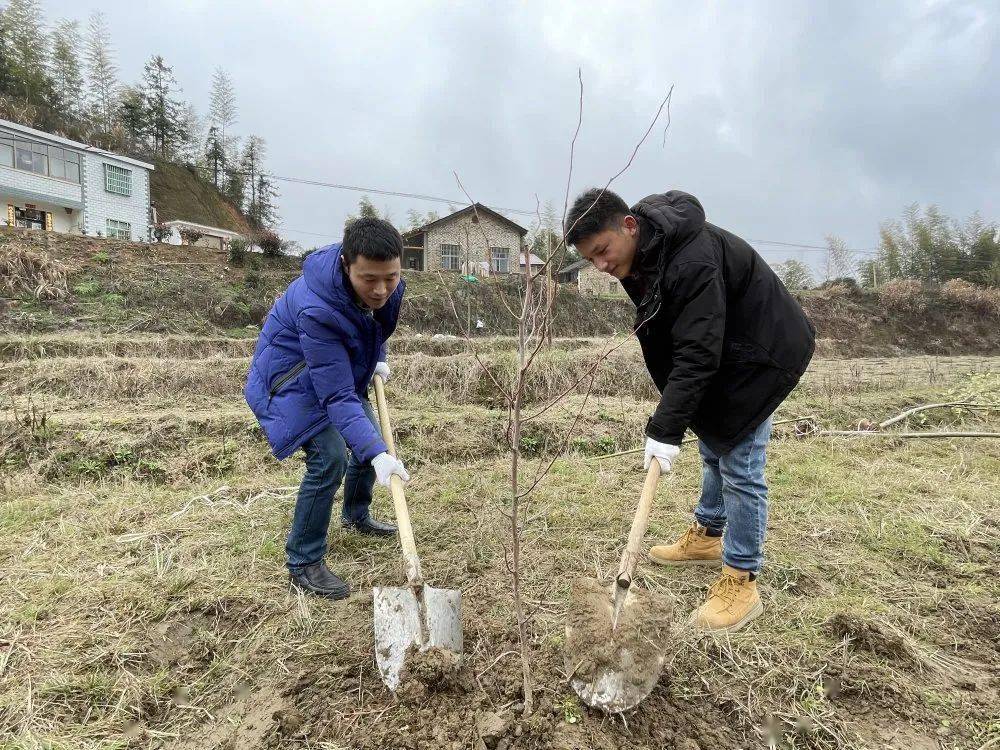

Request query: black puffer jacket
[{"left": 621, "top": 191, "right": 815, "bottom": 454}]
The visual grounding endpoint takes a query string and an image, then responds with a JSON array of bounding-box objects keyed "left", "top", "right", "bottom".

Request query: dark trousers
[{"left": 285, "top": 399, "right": 378, "bottom": 570}]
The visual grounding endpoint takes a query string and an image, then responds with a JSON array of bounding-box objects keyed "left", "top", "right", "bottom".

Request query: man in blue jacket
[{"left": 245, "top": 217, "right": 409, "bottom": 599}]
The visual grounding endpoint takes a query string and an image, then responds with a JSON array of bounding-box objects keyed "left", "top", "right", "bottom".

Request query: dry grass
[
  {"left": 4, "top": 339, "right": 995, "bottom": 411},
  {"left": 941, "top": 278, "right": 1000, "bottom": 317},
  {"left": 0, "top": 245, "right": 68, "bottom": 301},
  {"left": 1, "top": 336, "right": 999, "bottom": 749}
]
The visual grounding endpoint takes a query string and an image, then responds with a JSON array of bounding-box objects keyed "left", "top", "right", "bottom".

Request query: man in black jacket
[{"left": 566, "top": 188, "right": 815, "bottom": 633}]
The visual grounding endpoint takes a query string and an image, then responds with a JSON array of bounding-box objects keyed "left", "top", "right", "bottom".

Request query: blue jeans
[
  {"left": 286, "top": 399, "right": 379, "bottom": 570},
  {"left": 693, "top": 416, "right": 773, "bottom": 573}
]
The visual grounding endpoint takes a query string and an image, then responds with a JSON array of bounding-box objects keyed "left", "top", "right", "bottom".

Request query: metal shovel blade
[
  {"left": 565, "top": 584, "right": 666, "bottom": 714},
  {"left": 373, "top": 584, "right": 462, "bottom": 691}
]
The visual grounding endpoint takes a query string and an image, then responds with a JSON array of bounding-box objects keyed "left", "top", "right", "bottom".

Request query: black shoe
[
  {"left": 288, "top": 561, "right": 350, "bottom": 600},
  {"left": 342, "top": 516, "right": 397, "bottom": 537}
]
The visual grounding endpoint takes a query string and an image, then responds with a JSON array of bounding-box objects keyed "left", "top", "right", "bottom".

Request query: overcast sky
[{"left": 43, "top": 0, "right": 1000, "bottom": 266}]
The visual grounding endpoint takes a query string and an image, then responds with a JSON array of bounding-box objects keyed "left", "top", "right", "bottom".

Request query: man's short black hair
[
  {"left": 565, "top": 188, "right": 631, "bottom": 247},
  {"left": 342, "top": 217, "right": 403, "bottom": 264}
]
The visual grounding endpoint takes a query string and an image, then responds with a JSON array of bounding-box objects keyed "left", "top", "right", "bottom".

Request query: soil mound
[{"left": 564, "top": 577, "right": 674, "bottom": 712}]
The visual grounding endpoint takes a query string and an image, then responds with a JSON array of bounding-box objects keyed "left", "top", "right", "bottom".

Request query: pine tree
[
  {"left": 139, "top": 55, "right": 187, "bottom": 158},
  {"left": 117, "top": 85, "right": 147, "bottom": 149},
  {"left": 49, "top": 19, "right": 84, "bottom": 118},
  {"left": 0, "top": 8, "right": 13, "bottom": 96},
  {"left": 85, "top": 12, "right": 119, "bottom": 133},
  {"left": 223, "top": 164, "right": 246, "bottom": 212},
  {"left": 248, "top": 173, "right": 280, "bottom": 229},
  {"left": 239, "top": 135, "right": 267, "bottom": 218},
  {"left": 1, "top": 0, "right": 53, "bottom": 106},
  {"left": 208, "top": 67, "right": 238, "bottom": 158},
  {"left": 204, "top": 126, "right": 226, "bottom": 188}
]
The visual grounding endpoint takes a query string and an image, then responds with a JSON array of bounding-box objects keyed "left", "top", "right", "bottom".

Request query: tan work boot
[
  {"left": 648, "top": 523, "right": 723, "bottom": 566},
  {"left": 690, "top": 565, "right": 763, "bottom": 633}
]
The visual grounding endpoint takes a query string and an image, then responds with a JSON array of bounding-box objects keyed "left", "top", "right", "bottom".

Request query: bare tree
[
  {"left": 823, "top": 234, "right": 856, "bottom": 282},
  {"left": 443, "top": 74, "right": 674, "bottom": 712},
  {"left": 209, "top": 67, "right": 238, "bottom": 160},
  {"left": 775, "top": 259, "right": 814, "bottom": 290}
]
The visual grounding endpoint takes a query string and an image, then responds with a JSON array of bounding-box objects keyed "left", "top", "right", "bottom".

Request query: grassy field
[{"left": 1, "top": 331, "right": 999, "bottom": 750}]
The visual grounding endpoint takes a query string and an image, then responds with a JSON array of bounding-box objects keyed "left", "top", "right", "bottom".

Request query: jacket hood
[
  {"left": 631, "top": 191, "right": 706, "bottom": 251},
  {"left": 302, "top": 243, "right": 349, "bottom": 309}
]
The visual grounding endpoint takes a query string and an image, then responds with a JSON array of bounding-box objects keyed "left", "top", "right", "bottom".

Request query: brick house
[
  {"left": 402, "top": 203, "right": 528, "bottom": 274},
  {"left": 0, "top": 118, "right": 153, "bottom": 241},
  {"left": 558, "top": 258, "right": 629, "bottom": 297}
]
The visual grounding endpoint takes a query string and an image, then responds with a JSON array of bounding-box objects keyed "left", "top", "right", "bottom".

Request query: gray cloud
[{"left": 43, "top": 0, "right": 1000, "bottom": 266}]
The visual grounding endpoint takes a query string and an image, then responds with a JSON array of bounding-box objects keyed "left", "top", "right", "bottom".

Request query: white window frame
[
  {"left": 105, "top": 163, "right": 132, "bottom": 196},
  {"left": 490, "top": 247, "right": 510, "bottom": 274},
  {"left": 106, "top": 219, "right": 131, "bottom": 240},
  {"left": 440, "top": 243, "right": 461, "bottom": 271}
]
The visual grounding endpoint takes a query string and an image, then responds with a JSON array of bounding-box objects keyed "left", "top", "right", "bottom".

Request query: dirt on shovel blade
[{"left": 564, "top": 577, "right": 674, "bottom": 712}]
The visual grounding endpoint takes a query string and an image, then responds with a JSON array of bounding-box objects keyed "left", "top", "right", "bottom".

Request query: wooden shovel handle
[
  {"left": 372, "top": 374, "right": 422, "bottom": 586},
  {"left": 615, "top": 462, "right": 661, "bottom": 588}
]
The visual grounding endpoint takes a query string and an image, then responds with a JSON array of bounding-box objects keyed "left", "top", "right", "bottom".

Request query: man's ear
[{"left": 622, "top": 214, "right": 638, "bottom": 236}]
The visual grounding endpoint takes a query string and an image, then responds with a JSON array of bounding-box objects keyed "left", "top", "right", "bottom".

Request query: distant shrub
[
  {"left": 243, "top": 258, "right": 264, "bottom": 291},
  {"left": 877, "top": 278, "right": 926, "bottom": 314},
  {"left": 941, "top": 278, "right": 1000, "bottom": 317},
  {"left": 817, "top": 277, "right": 862, "bottom": 294},
  {"left": 244, "top": 267, "right": 263, "bottom": 291},
  {"left": 254, "top": 229, "right": 282, "bottom": 257},
  {"left": 178, "top": 228, "right": 205, "bottom": 245},
  {"left": 151, "top": 222, "right": 171, "bottom": 243},
  {"left": 228, "top": 237, "right": 248, "bottom": 266}
]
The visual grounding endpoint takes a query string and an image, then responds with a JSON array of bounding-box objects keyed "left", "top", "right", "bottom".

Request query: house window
[
  {"left": 15, "top": 141, "right": 34, "bottom": 172},
  {"left": 440, "top": 243, "right": 460, "bottom": 271},
  {"left": 105, "top": 164, "right": 132, "bottom": 196},
  {"left": 47, "top": 147, "right": 81, "bottom": 183},
  {"left": 0, "top": 133, "right": 81, "bottom": 182},
  {"left": 490, "top": 247, "right": 510, "bottom": 274},
  {"left": 106, "top": 219, "right": 131, "bottom": 240}
]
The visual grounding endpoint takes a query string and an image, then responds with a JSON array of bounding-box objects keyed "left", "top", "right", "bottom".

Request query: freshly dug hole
[{"left": 564, "top": 577, "right": 674, "bottom": 711}]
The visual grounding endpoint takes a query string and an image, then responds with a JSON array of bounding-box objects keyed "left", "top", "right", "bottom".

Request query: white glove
[
  {"left": 643, "top": 438, "right": 680, "bottom": 473},
  {"left": 372, "top": 452, "right": 410, "bottom": 487},
  {"left": 374, "top": 361, "right": 391, "bottom": 382}
]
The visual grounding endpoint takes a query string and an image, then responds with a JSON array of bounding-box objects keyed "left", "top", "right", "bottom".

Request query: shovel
[
  {"left": 371, "top": 374, "right": 463, "bottom": 691},
  {"left": 566, "top": 462, "right": 667, "bottom": 713}
]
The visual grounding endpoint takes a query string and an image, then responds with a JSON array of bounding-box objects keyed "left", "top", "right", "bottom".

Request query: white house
[
  {"left": 0, "top": 118, "right": 153, "bottom": 242},
  {"left": 161, "top": 219, "right": 244, "bottom": 251}
]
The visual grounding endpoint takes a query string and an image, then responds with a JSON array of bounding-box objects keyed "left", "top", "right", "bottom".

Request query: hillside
[
  {"left": 1, "top": 228, "right": 999, "bottom": 357},
  {"left": 149, "top": 159, "right": 251, "bottom": 234}
]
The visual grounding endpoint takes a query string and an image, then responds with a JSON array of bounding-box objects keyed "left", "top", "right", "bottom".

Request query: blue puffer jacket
[{"left": 244, "top": 244, "right": 404, "bottom": 461}]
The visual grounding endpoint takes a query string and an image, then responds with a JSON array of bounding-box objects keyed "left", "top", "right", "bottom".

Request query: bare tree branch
[
  {"left": 878, "top": 402, "right": 998, "bottom": 430},
  {"left": 816, "top": 431, "right": 1000, "bottom": 439}
]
